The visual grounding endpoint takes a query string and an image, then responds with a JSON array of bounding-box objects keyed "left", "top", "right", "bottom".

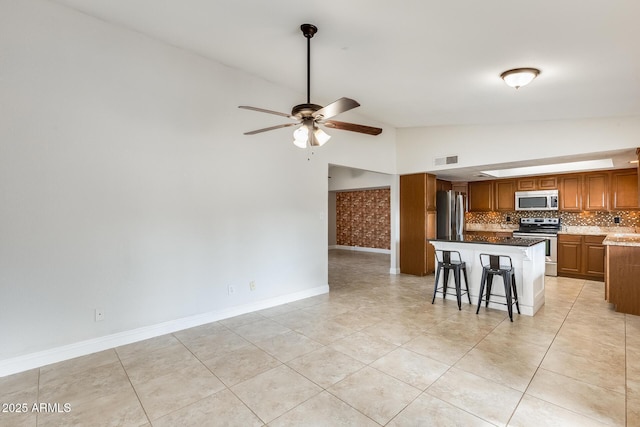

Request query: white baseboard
[
  {"left": 330, "top": 245, "right": 391, "bottom": 254},
  {"left": 389, "top": 268, "right": 401, "bottom": 275},
  {"left": 0, "top": 285, "right": 329, "bottom": 378}
]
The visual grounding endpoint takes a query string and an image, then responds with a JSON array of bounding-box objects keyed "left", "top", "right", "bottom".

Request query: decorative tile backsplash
[
  {"left": 336, "top": 189, "right": 390, "bottom": 250},
  {"left": 466, "top": 210, "right": 639, "bottom": 227}
]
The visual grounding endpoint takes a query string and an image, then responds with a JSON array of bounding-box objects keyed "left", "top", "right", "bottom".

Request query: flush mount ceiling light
[{"left": 500, "top": 68, "right": 540, "bottom": 89}]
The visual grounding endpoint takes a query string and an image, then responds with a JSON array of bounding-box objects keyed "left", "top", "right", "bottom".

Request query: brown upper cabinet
[
  {"left": 610, "top": 169, "right": 639, "bottom": 210},
  {"left": 558, "top": 174, "right": 583, "bottom": 211},
  {"left": 466, "top": 168, "right": 638, "bottom": 213},
  {"left": 436, "top": 179, "right": 452, "bottom": 193},
  {"left": 583, "top": 173, "right": 609, "bottom": 211},
  {"left": 468, "top": 181, "right": 494, "bottom": 212},
  {"left": 494, "top": 179, "right": 516, "bottom": 211},
  {"left": 517, "top": 176, "right": 557, "bottom": 191}
]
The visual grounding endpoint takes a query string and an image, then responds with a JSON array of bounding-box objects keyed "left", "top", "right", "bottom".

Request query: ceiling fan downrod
[{"left": 301, "top": 24, "right": 317, "bottom": 105}]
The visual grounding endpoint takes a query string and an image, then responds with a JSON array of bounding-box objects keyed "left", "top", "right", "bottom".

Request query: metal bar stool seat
[
  {"left": 476, "top": 253, "right": 520, "bottom": 321},
  {"left": 432, "top": 250, "right": 471, "bottom": 310}
]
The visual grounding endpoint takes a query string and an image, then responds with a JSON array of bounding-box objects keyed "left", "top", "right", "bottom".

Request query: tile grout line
[{"left": 113, "top": 347, "right": 152, "bottom": 426}]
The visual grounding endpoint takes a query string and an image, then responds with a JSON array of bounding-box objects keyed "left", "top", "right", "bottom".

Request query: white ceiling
[
  {"left": 49, "top": 0, "right": 640, "bottom": 181},
  {"left": 51, "top": 0, "right": 640, "bottom": 129}
]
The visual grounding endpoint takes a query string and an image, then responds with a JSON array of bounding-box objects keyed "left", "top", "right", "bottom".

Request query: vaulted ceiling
[{"left": 52, "top": 0, "right": 640, "bottom": 129}]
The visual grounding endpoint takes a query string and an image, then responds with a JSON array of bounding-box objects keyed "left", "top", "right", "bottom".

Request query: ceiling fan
[{"left": 239, "top": 24, "right": 383, "bottom": 148}]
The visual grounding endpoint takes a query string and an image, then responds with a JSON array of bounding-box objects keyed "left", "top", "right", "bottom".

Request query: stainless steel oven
[
  {"left": 513, "top": 218, "right": 560, "bottom": 276},
  {"left": 512, "top": 232, "right": 558, "bottom": 276}
]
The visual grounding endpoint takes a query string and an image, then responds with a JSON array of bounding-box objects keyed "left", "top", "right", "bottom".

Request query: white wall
[
  {"left": 0, "top": 0, "right": 396, "bottom": 372},
  {"left": 328, "top": 166, "right": 392, "bottom": 191},
  {"left": 396, "top": 116, "right": 640, "bottom": 174}
]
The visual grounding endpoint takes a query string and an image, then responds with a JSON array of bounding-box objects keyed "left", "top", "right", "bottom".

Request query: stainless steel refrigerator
[{"left": 436, "top": 190, "right": 466, "bottom": 238}]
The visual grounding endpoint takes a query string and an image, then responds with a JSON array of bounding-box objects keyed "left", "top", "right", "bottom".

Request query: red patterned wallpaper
[{"left": 336, "top": 189, "right": 390, "bottom": 250}]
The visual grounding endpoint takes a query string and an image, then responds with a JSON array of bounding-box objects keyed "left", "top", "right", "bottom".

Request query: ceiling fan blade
[
  {"left": 239, "top": 106, "right": 296, "bottom": 120},
  {"left": 322, "top": 120, "right": 383, "bottom": 136},
  {"left": 244, "top": 122, "right": 299, "bottom": 135},
  {"left": 313, "top": 97, "right": 360, "bottom": 120}
]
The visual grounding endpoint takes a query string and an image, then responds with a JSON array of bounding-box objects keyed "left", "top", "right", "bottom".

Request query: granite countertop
[
  {"left": 559, "top": 226, "right": 637, "bottom": 236},
  {"left": 603, "top": 233, "right": 640, "bottom": 247},
  {"left": 429, "top": 234, "right": 545, "bottom": 247}
]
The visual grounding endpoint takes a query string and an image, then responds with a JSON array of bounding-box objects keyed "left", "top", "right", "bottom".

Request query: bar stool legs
[
  {"left": 476, "top": 254, "right": 520, "bottom": 321},
  {"left": 431, "top": 250, "right": 471, "bottom": 310}
]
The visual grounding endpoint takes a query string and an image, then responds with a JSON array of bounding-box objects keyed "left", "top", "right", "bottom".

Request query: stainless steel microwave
[{"left": 515, "top": 190, "right": 559, "bottom": 211}]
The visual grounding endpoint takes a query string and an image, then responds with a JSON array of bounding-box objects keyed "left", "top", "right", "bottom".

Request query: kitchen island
[{"left": 428, "top": 235, "right": 546, "bottom": 316}]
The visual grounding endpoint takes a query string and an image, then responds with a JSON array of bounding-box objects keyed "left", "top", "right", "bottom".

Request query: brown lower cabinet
[
  {"left": 606, "top": 245, "right": 640, "bottom": 315},
  {"left": 557, "top": 234, "right": 606, "bottom": 281}
]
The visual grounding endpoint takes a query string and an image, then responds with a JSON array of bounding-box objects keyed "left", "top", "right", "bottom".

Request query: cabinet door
[
  {"left": 436, "top": 179, "right": 453, "bottom": 193},
  {"left": 451, "top": 182, "right": 468, "bottom": 195},
  {"left": 400, "top": 174, "right": 427, "bottom": 276},
  {"left": 610, "top": 169, "right": 639, "bottom": 210},
  {"left": 468, "top": 181, "right": 494, "bottom": 212},
  {"left": 538, "top": 176, "right": 558, "bottom": 190},
  {"left": 426, "top": 174, "right": 437, "bottom": 211},
  {"left": 584, "top": 172, "right": 609, "bottom": 211},
  {"left": 559, "top": 175, "right": 582, "bottom": 211},
  {"left": 558, "top": 235, "right": 582, "bottom": 275},
  {"left": 517, "top": 178, "right": 537, "bottom": 191},
  {"left": 584, "top": 235, "right": 606, "bottom": 279},
  {"left": 495, "top": 180, "right": 516, "bottom": 211}
]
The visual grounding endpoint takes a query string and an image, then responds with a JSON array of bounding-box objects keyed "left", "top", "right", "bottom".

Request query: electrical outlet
[
  {"left": 228, "top": 285, "right": 235, "bottom": 295},
  {"left": 614, "top": 217, "right": 621, "bottom": 224},
  {"left": 250, "top": 281, "right": 256, "bottom": 291},
  {"left": 506, "top": 216, "right": 511, "bottom": 223},
  {"left": 95, "top": 308, "right": 105, "bottom": 322}
]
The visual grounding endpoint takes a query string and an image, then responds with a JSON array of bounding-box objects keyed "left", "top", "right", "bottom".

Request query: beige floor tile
[
  {"left": 177, "top": 327, "right": 250, "bottom": 360},
  {"left": 329, "top": 331, "right": 397, "bottom": 364},
  {"left": 330, "top": 310, "right": 382, "bottom": 331},
  {"left": 231, "top": 365, "right": 322, "bottom": 423},
  {"left": 37, "top": 385, "right": 148, "bottom": 427},
  {"left": 254, "top": 330, "right": 324, "bottom": 362},
  {"left": 115, "top": 334, "right": 181, "bottom": 361},
  {"left": 474, "top": 331, "right": 549, "bottom": 367},
  {"left": 219, "top": 312, "right": 268, "bottom": 329},
  {"left": 268, "top": 391, "right": 378, "bottom": 426},
  {"left": 628, "top": 379, "right": 640, "bottom": 427},
  {"left": 541, "top": 346, "right": 625, "bottom": 393},
  {"left": 327, "top": 366, "right": 421, "bottom": 425},
  {"left": 292, "top": 319, "right": 357, "bottom": 345},
  {"left": 387, "top": 393, "right": 494, "bottom": 427},
  {"left": 371, "top": 348, "right": 449, "bottom": 390},
  {"left": 0, "top": 412, "right": 37, "bottom": 427},
  {"left": 232, "top": 318, "right": 292, "bottom": 344},
  {"left": 152, "top": 389, "right": 262, "bottom": 427},
  {"left": 526, "top": 368, "right": 625, "bottom": 426},
  {"left": 119, "top": 342, "right": 201, "bottom": 384},
  {"left": 360, "top": 320, "right": 424, "bottom": 345},
  {"left": 509, "top": 394, "right": 611, "bottom": 427},
  {"left": 202, "top": 344, "right": 281, "bottom": 386},
  {"left": 402, "top": 332, "right": 473, "bottom": 365},
  {"left": 133, "top": 362, "right": 225, "bottom": 420},
  {"left": 0, "top": 368, "right": 38, "bottom": 401},
  {"left": 454, "top": 347, "right": 538, "bottom": 392},
  {"left": 39, "top": 361, "right": 132, "bottom": 408},
  {"left": 286, "top": 346, "right": 365, "bottom": 389},
  {"left": 39, "top": 350, "right": 120, "bottom": 386},
  {"left": 426, "top": 368, "right": 522, "bottom": 427}
]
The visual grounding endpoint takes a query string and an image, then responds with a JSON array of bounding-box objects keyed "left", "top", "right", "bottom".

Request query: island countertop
[{"left": 428, "top": 234, "right": 546, "bottom": 247}]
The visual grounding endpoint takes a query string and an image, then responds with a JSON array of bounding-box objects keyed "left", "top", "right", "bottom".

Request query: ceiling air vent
[{"left": 434, "top": 155, "right": 459, "bottom": 166}]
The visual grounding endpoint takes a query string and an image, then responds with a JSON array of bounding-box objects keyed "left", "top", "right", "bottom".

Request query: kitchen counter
[
  {"left": 560, "top": 226, "right": 637, "bottom": 236},
  {"left": 430, "top": 234, "right": 545, "bottom": 247},
  {"left": 428, "top": 237, "right": 546, "bottom": 316},
  {"left": 603, "top": 233, "right": 640, "bottom": 247}
]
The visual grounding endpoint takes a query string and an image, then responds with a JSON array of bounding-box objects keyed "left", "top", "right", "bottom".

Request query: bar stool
[
  {"left": 432, "top": 250, "right": 471, "bottom": 310},
  {"left": 476, "top": 253, "right": 520, "bottom": 321}
]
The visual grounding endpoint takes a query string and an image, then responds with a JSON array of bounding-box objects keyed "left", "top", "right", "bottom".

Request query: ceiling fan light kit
[
  {"left": 239, "top": 24, "right": 382, "bottom": 148},
  {"left": 500, "top": 67, "right": 540, "bottom": 89}
]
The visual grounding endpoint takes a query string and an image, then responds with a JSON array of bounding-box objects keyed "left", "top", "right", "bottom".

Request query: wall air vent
[{"left": 434, "top": 155, "right": 459, "bottom": 166}]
